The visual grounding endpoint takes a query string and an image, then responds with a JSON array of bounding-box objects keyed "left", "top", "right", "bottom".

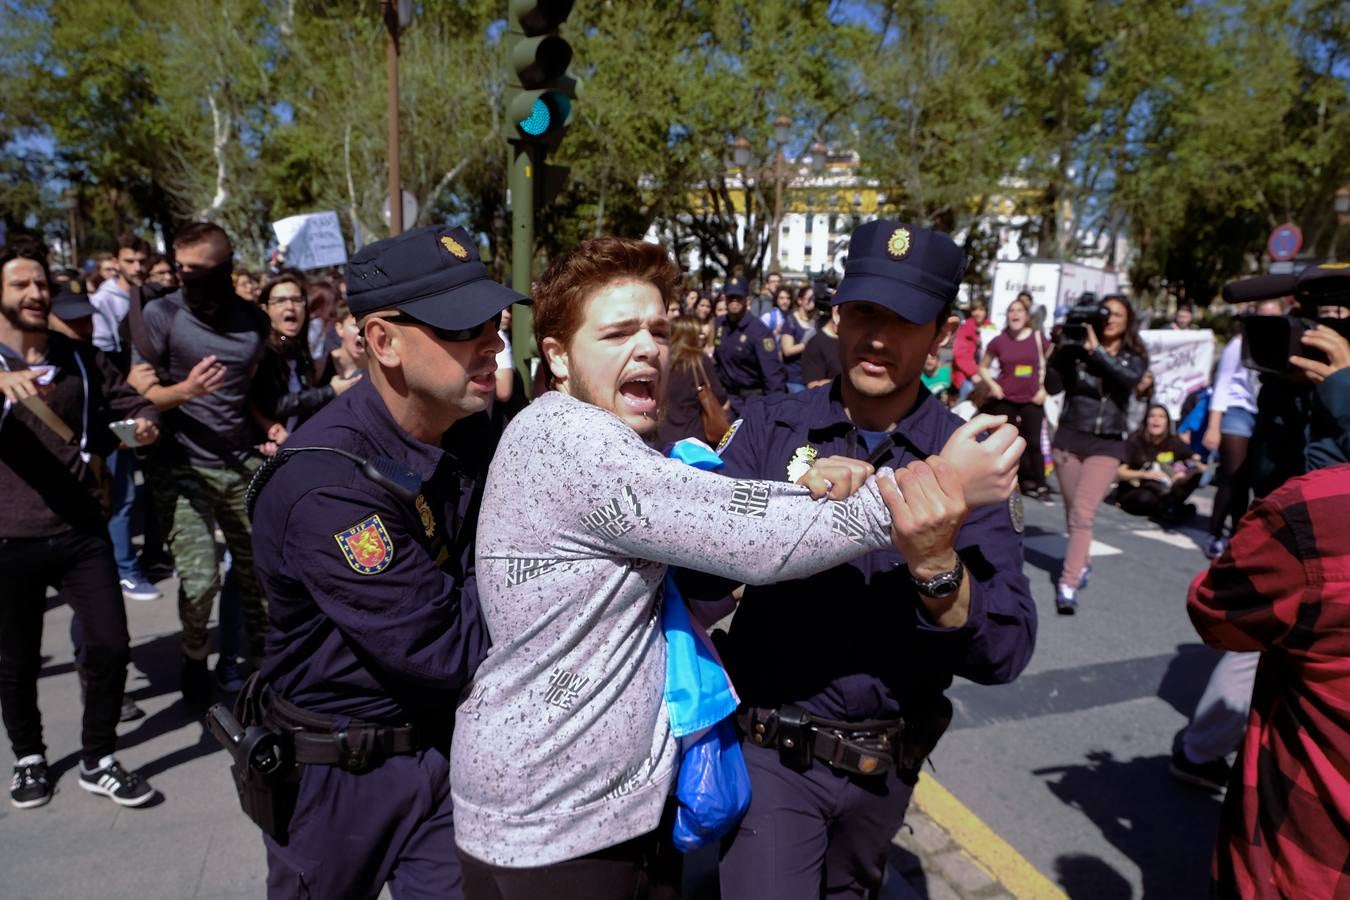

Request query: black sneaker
[
  {"left": 181, "top": 655, "right": 213, "bottom": 707},
  {"left": 78, "top": 757, "right": 156, "bottom": 807},
  {"left": 214, "top": 656, "right": 247, "bottom": 692},
  {"left": 1170, "top": 747, "right": 1231, "bottom": 793},
  {"left": 120, "top": 696, "right": 146, "bottom": 722},
  {"left": 10, "top": 757, "right": 52, "bottom": 809}
]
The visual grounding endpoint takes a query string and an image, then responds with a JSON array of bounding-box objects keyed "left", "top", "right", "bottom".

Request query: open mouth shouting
[
  {"left": 618, "top": 369, "right": 660, "bottom": 416},
  {"left": 278, "top": 309, "right": 302, "bottom": 337}
]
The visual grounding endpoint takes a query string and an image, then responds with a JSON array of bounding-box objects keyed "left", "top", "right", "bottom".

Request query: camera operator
[
  {"left": 1246, "top": 265, "right": 1350, "bottom": 497},
  {"left": 1046, "top": 294, "right": 1148, "bottom": 614},
  {"left": 1170, "top": 264, "right": 1350, "bottom": 799}
]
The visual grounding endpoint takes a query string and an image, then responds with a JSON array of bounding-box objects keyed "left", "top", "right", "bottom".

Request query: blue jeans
[
  {"left": 1220, "top": 406, "right": 1255, "bottom": 439},
  {"left": 106, "top": 449, "right": 143, "bottom": 581}
]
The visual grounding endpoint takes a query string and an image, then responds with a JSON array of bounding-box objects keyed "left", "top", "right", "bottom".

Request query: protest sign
[
  {"left": 271, "top": 211, "right": 348, "bottom": 271},
  {"left": 1140, "top": 329, "right": 1214, "bottom": 420}
]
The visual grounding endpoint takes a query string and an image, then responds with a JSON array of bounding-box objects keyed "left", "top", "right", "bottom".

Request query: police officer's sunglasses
[{"left": 385, "top": 310, "right": 502, "bottom": 342}]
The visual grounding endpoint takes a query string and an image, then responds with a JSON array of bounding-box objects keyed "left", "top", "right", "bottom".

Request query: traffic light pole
[
  {"left": 510, "top": 141, "right": 536, "bottom": 394},
  {"left": 510, "top": 142, "right": 535, "bottom": 296}
]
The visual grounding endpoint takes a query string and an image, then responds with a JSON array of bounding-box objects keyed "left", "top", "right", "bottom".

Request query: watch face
[{"left": 925, "top": 579, "right": 958, "bottom": 599}]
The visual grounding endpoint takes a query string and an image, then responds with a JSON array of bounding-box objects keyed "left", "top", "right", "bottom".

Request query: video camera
[
  {"left": 1060, "top": 293, "right": 1111, "bottom": 345},
  {"left": 1224, "top": 267, "right": 1350, "bottom": 375}
]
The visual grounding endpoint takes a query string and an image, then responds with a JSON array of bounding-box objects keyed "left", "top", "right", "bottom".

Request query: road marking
[
  {"left": 1022, "top": 534, "right": 1122, "bottom": 557},
  {"left": 913, "top": 776, "right": 1068, "bottom": 899},
  {"left": 1132, "top": 528, "right": 1202, "bottom": 550}
]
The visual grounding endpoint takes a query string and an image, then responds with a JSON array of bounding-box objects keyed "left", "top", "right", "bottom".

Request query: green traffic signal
[{"left": 503, "top": 0, "right": 576, "bottom": 148}]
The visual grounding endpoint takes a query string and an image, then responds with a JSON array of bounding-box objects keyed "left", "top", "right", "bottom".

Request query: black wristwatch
[{"left": 908, "top": 558, "right": 965, "bottom": 600}]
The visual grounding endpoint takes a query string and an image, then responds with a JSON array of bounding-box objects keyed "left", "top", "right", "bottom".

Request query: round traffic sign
[{"left": 1267, "top": 223, "right": 1302, "bottom": 261}]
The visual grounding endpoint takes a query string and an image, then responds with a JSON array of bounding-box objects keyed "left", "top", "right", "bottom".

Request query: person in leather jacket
[{"left": 1047, "top": 294, "right": 1147, "bottom": 613}]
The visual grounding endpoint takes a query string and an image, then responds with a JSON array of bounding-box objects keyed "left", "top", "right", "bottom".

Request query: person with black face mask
[{"left": 128, "top": 222, "right": 271, "bottom": 706}]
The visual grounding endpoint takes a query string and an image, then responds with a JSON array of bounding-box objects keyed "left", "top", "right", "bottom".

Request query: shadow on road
[
  {"left": 1033, "top": 749, "right": 1220, "bottom": 899},
  {"left": 1053, "top": 854, "right": 1132, "bottom": 900},
  {"left": 1157, "top": 642, "right": 1224, "bottom": 718}
]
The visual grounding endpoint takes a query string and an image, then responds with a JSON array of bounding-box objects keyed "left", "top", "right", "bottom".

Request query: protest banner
[
  {"left": 271, "top": 211, "right": 348, "bottom": 271},
  {"left": 1140, "top": 329, "right": 1214, "bottom": 420}
]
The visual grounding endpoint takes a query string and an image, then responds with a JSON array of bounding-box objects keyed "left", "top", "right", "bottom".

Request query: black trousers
[
  {"left": 0, "top": 530, "right": 130, "bottom": 768},
  {"left": 457, "top": 817, "right": 682, "bottom": 900},
  {"left": 984, "top": 399, "right": 1048, "bottom": 491}
]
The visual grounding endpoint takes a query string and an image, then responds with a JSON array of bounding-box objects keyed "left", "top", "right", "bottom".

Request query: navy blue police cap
[
  {"left": 345, "top": 225, "right": 527, "bottom": 329},
  {"left": 723, "top": 277, "right": 749, "bottom": 298},
  {"left": 833, "top": 221, "right": 967, "bottom": 324},
  {"left": 50, "top": 287, "right": 95, "bottom": 322}
]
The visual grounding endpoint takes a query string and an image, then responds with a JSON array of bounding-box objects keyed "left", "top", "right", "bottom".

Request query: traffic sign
[{"left": 1267, "top": 223, "right": 1302, "bottom": 261}]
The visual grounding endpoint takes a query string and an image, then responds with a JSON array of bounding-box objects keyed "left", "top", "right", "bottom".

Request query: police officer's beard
[{"left": 181, "top": 260, "right": 236, "bottom": 321}]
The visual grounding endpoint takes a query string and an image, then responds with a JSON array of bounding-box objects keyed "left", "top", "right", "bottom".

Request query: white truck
[{"left": 990, "top": 259, "right": 1121, "bottom": 333}]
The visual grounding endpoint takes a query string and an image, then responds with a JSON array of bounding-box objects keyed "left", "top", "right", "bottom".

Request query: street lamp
[
  {"left": 382, "top": 0, "right": 414, "bottom": 235},
  {"left": 732, "top": 137, "right": 752, "bottom": 170}
]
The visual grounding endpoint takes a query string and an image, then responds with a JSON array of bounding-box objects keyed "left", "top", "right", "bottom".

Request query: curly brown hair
[{"left": 533, "top": 237, "right": 681, "bottom": 367}]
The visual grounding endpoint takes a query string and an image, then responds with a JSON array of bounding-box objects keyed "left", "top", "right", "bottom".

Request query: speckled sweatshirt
[{"left": 451, "top": 390, "right": 896, "bottom": 868}]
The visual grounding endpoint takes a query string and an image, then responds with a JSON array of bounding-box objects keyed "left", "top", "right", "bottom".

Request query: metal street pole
[
  {"left": 510, "top": 144, "right": 535, "bottom": 295},
  {"left": 510, "top": 142, "right": 536, "bottom": 394},
  {"left": 771, "top": 149, "right": 784, "bottom": 266},
  {"left": 384, "top": 2, "right": 403, "bottom": 235}
]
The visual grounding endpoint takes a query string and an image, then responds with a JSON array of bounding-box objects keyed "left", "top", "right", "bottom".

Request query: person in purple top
[{"left": 979, "top": 294, "right": 1051, "bottom": 499}]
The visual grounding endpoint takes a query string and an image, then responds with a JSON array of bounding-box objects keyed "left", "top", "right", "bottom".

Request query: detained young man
[{"left": 450, "top": 237, "right": 1023, "bottom": 900}]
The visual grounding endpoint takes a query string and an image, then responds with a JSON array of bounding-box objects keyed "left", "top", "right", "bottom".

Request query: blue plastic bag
[
  {"left": 662, "top": 437, "right": 752, "bottom": 851},
  {"left": 670, "top": 718, "right": 752, "bottom": 852}
]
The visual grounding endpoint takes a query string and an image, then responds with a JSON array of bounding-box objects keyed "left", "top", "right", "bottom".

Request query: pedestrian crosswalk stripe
[
  {"left": 1132, "top": 528, "right": 1204, "bottom": 550},
  {"left": 1022, "top": 534, "right": 1122, "bottom": 558}
]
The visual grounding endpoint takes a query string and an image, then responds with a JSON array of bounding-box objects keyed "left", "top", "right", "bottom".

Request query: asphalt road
[
  {"left": 933, "top": 488, "right": 1228, "bottom": 899},
  {"left": 0, "top": 487, "right": 1229, "bottom": 900}
]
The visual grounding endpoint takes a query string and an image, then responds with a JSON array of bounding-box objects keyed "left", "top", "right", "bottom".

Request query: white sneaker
[{"left": 119, "top": 577, "right": 161, "bottom": 602}]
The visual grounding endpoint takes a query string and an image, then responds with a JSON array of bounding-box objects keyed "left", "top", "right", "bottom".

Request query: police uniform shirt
[
  {"left": 252, "top": 375, "right": 490, "bottom": 723},
  {"left": 713, "top": 312, "right": 788, "bottom": 395},
  {"left": 704, "top": 380, "right": 1037, "bottom": 721}
]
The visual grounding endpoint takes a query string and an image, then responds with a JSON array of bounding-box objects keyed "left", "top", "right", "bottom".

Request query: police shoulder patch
[
  {"left": 1008, "top": 491, "right": 1025, "bottom": 534},
  {"left": 762, "top": 337, "right": 776, "bottom": 352},
  {"left": 716, "top": 418, "right": 744, "bottom": 454},
  {"left": 334, "top": 514, "right": 395, "bottom": 575}
]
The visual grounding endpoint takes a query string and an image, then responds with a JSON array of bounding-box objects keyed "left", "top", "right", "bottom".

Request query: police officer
[
  {"left": 708, "top": 221, "right": 1038, "bottom": 899},
  {"left": 714, "top": 275, "right": 787, "bottom": 415},
  {"left": 248, "top": 226, "right": 526, "bottom": 899}
]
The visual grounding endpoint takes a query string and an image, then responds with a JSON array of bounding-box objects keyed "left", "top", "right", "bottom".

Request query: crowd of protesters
[{"left": 2, "top": 219, "right": 1348, "bottom": 900}]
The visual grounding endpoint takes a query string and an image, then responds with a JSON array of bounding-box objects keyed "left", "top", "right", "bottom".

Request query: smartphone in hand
[{"left": 108, "top": 419, "right": 144, "bottom": 447}]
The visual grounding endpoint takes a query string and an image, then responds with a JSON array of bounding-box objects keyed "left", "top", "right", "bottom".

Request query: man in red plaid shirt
[{"left": 1187, "top": 461, "right": 1350, "bottom": 899}]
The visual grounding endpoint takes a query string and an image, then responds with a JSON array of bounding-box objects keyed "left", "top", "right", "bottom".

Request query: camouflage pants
[{"left": 148, "top": 458, "right": 267, "bottom": 661}]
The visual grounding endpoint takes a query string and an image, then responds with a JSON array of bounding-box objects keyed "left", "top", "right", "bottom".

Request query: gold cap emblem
[
  {"left": 440, "top": 235, "right": 469, "bottom": 260},
  {"left": 886, "top": 227, "right": 912, "bottom": 259}
]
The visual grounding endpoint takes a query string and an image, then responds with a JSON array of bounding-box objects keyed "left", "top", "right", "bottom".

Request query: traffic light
[{"left": 503, "top": 0, "right": 576, "bottom": 151}]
